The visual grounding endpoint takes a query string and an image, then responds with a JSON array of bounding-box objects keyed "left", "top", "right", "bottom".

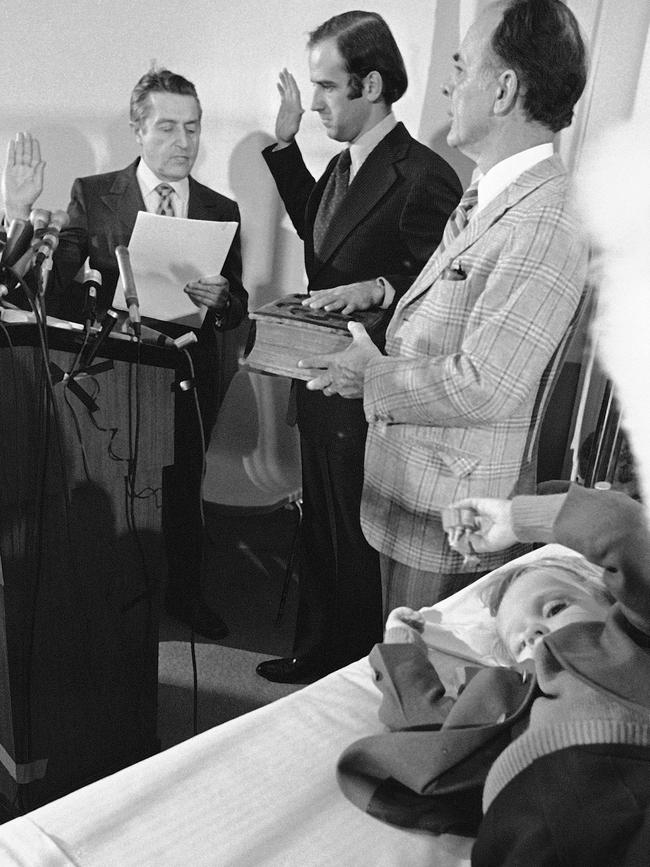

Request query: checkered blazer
[{"left": 361, "top": 155, "right": 589, "bottom": 571}]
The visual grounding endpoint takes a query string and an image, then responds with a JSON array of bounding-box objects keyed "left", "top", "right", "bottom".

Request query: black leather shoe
[
  {"left": 255, "top": 654, "right": 335, "bottom": 684},
  {"left": 165, "top": 597, "right": 229, "bottom": 642}
]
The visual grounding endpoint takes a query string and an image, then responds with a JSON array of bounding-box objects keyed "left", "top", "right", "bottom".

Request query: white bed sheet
[
  {"left": 0, "top": 661, "right": 471, "bottom": 866},
  {"left": 0, "top": 544, "right": 580, "bottom": 866}
]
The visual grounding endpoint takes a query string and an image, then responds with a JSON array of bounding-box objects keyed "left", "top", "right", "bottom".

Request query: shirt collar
[
  {"left": 476, "top": 143, "right": 554, "bottom": 213},
  {"left": 136, "top": 157, "right": 190, "bottom": 203},
  {"left": 348, "top": 112, "right": 397, "bottom": 179}
]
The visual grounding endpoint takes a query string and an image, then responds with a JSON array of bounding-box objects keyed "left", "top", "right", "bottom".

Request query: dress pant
[
  {"left": 379, "top": 554, "right": 487, "bottom": 618},
  {"left": 294, "top": 389, "right": 383, "bottom": 667}
]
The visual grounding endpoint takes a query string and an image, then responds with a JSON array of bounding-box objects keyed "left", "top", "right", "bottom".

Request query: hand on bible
[
  {"left": 301, "top": 321, "right": 380, "bottom": 398},
  {"left": 303, "top": 279, "right": 386, "bottom": 315}
]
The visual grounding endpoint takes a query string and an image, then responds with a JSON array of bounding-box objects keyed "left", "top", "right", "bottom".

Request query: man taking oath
[{"left": 257, "top": 11, "right": 461, "bottom": 683}]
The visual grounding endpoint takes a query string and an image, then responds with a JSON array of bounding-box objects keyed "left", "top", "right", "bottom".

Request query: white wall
[
  {"left": 1, "top": 1, "right": 648, "bottom": 490},
  {"left": 0, "top": 0, "right": 439, "bottom": 309}
]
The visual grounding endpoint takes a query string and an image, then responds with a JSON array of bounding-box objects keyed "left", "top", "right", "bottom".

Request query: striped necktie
[
  {"left": 155, "top": 183, "right": 175, "bottom": 217},
  {"left": 439, "top": 181, "right": 479, "bottom": 251},
  {"left": 313, "top": 149, "right": 352, "bottom": 255}
]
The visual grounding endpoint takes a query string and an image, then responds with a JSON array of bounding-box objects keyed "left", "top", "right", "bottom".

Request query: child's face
[{"left": 496, "top": 567, "right": 610, "bottom": 663}]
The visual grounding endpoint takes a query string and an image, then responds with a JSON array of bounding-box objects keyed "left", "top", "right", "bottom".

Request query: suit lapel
[
  {"left": 188, "top": 177, "right": 220, "bottom": 220},
  {"left": 100, "top": 159, "right": 146, "bottom": 243},
  {"left": 396, "top": 155, "right": 566, "bottom": 312},
  {"left": 311, "top": 123, "right": 411, "bottom": 275}
]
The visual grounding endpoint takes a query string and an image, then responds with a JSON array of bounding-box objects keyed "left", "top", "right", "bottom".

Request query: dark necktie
[
  {"left": 439, "top": 181, "right": 479, "bottom": 252},
  {"left": 155, "top": 183, "right": 175, "bottom": 217},
  {"left": 313, "top": 149, "right": 351, "bottom": 254}
]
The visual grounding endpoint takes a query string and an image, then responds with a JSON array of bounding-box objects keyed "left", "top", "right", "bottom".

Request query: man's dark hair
[
  {"left": 308, "top": 11, "right": 407, "bottom": 105},
  {"left": 130, "top": 67, "right": 202, "bottom": 127},
  {"left": 490, "top": 0, "right": 587, "bottom": 132}
]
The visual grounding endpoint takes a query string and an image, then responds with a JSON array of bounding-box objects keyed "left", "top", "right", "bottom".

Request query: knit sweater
[{"left": 483, "top": 485, "right": 650, "bottom": 810}]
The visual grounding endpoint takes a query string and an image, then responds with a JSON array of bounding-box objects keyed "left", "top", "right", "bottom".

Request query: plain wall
[{"left": 0, "top": 0, "right": 446, "bottom": 309}]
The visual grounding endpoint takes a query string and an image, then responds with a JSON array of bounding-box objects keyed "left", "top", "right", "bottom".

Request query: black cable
[{"left": 179, "top": 348, "right": 206, "bottom": 737}]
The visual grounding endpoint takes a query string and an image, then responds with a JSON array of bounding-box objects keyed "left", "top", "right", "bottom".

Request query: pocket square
[{"left": 441, "top": 264, "right": 467, "bottom": 281}]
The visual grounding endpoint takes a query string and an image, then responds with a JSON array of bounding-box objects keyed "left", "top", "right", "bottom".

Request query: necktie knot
[
  {"left": 439, "top": 181, "right": 479, "bottom": 252},
  {"left": 155, "top": 183, "right": 175, "bottom": 217},
  {"left": 456, "top": 181, "right": 479, "bottom": 221}
]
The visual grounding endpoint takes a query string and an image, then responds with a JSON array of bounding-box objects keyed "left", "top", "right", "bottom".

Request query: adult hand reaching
[
  {"left": 275, "top": 68, "right": 304, "bottom": 147},
  {"left": 2, "top": 132, "right": 45, "bottom": 220},
  {"left": 446, "top": 497, "right": 517, "bottom": 552}
]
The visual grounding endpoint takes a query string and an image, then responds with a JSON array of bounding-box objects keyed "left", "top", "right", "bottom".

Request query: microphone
[
  {"left": 82, "top": 308, "right": 119, "bottom": 368},
  {"left": 30, "top": 208, "right": 51, "bottom": 241},
  {"left": 82, "top": 266, "right": 101, "bottom": 324},
  {"left": 0, "top": 219, "right": 35, "bottom": 272},
  {"left": 115, "top": 245, "right": 141, "bottom": 338},
  {"left": 32, "top": 210, "right": 70, "bottom": 268},
  {"left": 139, "top": 324, "right": 197, "bottom": 349}
]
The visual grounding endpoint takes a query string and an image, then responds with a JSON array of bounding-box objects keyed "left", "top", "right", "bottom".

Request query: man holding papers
[
  {"left": 4, "top": 68, "right": 247, "bottom": 641},
  {"left": 50, "top": 67, "right": 247, "bottom": 390}
]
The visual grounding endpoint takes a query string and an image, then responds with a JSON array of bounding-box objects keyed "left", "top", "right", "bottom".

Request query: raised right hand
[
  {"left": 2, "top": 132, "right": 45, "bottom": 220},
  {"left": 275, "top": 68, "right": 304, "bottom": 146}
]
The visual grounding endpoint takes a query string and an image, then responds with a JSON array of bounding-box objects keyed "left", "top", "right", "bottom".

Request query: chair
[{"left": 202, "top": 369, "right": 302, "bottom": 622}]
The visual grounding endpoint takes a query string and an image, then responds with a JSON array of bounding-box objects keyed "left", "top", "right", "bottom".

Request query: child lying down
[{"left": 337, "top": 484, "right": 650, "bottom": 866}]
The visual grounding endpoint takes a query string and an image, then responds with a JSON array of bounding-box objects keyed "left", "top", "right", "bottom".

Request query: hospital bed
[{"left": 0, "top": 544, "right": 578, "bottom": 866}]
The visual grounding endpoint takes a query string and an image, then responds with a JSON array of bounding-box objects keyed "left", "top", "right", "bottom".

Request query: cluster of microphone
[
  {"left": 0, "top": 209, "right": 70, "bottom": 299},
  {"left": 0, "top": 215, "right": 196, "bottom": 358}
]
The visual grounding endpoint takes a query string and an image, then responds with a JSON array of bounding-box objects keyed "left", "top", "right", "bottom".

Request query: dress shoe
[
  {"left": 255, "top": 654, "right": 336, "bottom": 684},
  {"left": 165, "top": 596, "right": 229, "bottom": 642}
]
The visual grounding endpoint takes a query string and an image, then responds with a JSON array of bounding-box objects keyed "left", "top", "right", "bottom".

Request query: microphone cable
[
  {"left": 2, "top": 266, "right": 81, "bottom": 814},
  {"left": 178, "top": 347, "right": 206, "bottom": 737}
]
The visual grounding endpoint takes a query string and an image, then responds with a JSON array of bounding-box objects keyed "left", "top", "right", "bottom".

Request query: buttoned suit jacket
[
  {"left": 361, "top": 155, "right": 589, "bottom": 572},
  {"left": 50, "top": 158, "right": 247, "bottom": 444},
  {"left": 262, "top": 122, "right": 462, "bottom": 442},
  {"left": 50, "top": 158, "right": 246, "bottom": 333}
]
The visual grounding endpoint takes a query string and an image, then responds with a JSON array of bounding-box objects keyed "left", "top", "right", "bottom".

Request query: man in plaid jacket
[{"left": 302, "top": 0, "right": 589, "bottom": 613}]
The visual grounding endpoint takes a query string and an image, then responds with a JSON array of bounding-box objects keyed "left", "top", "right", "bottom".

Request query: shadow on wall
[
  {"left": 200, "top": 128, "right": 304, "bottom": 509},
  {"left": 228, "top": 129, "right": 306, "bottom": 310},
  {"left": 210, "top": 128, "right": 307, "bottom": 408},
  {"left": 418, "top": 2, "right": 474, "bottom": 189},
  {"left": 0, "top": 119, "right": 97, "bottom": 213}
]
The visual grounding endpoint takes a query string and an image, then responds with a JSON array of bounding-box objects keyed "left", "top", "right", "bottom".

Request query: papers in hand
[{"left": 114, "top": 211, "right": 237, "bottom": 328}]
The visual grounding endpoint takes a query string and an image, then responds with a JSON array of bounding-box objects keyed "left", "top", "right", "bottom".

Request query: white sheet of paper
[{"left": 114, "top": 211, "right": 237, "bottom": 328}]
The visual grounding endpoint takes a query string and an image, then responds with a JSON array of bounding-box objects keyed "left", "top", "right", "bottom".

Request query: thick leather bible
[{"left": 241, "top": 293, "right": 386, "bottom": 380}]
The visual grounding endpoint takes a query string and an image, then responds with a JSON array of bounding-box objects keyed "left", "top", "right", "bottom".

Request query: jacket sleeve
[
  {"left": 49, "top": 178, "right": 90, "bottom": 317},
  {"left": 262, "top": 141, "right": 317, "bottom": 240},
  {"left": 512, "top": 484, "right": 650, "bottom": 635},
  {"left": 213, "top": 201, "right": 247, "bottom": 331}
]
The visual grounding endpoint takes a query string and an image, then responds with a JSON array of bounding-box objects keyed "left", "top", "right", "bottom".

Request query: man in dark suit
[
  {"left": 3, "top": 70, "right": 248, "bottom": 641},
  {"left": 51, "top": 68, "right": 247, "bottom": 443},
  {"left": 256, "top": 11, "right": 461, "bottom": 683}
]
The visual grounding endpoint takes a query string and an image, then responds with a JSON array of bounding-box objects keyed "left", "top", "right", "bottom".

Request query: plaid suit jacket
[{"left": 361, "top": 155, "right": 589, "bottom": 572}]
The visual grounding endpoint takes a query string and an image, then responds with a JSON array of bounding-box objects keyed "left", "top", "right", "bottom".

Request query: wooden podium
[{"left": 0, "top": 319, "right": 194, "bottom": 815}]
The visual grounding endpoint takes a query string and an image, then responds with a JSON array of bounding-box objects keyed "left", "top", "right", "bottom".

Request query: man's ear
[
  {"left": 494, "top": 69, "right": 519, "bottom": 116},
  {"left": 363, "top": 70, "right": 385, "bottom": 104}
]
